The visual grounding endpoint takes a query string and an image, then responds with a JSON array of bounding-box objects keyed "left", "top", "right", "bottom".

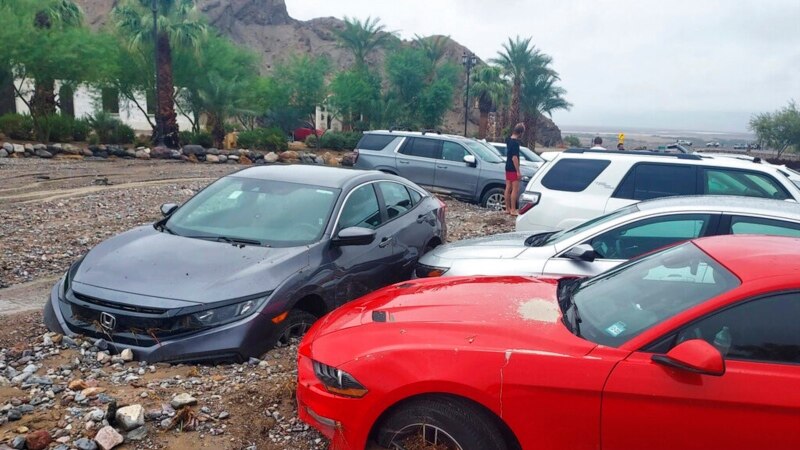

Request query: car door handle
[
  {"left": 379, "top": 237, "right": 393, "bottom": 248},
  {"left": 436, "top": 165, "right": 448, "bottom": 169},
  {"left": 398, "top": 160, "right": 410, "bottom": 165},
  {"left": 416, "top": 214, "right": 427, "bottom": 224}
]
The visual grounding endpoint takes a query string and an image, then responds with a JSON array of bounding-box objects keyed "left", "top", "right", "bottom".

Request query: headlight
[
  {"left": 313, "top": 361, "right": 368, "bottom": 398},
  {"left": 415, "top": 263, "right": 450, "bottom": 278},
  {"left": 190, "top": 296, "right": 267, "bottom": 327},
  {"left": 59, "top": 271, "right": 70, "bottom": 301}
]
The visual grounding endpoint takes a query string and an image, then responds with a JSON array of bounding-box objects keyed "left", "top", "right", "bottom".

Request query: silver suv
[{"left": 353, "top": 130, "right": 537, "bottom": 209}]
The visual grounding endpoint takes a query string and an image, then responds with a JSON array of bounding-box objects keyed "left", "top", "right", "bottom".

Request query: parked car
[
  {"left": 705, "top": 141, "right": 721, "bottom": 148},
  {"left": 676, "top": 139, "right": 693, "bottom": 146},
  {"left": 297, "top": 234, "right": 800, "bottom": 450},
  {"left": 417, "top": 195, "right": 800, "bottom": 279},
  {"left": 733, "top": 143, "right": 748, "bottom": 150},
  {"left": 353, "top": 130, "right": 537, "bottom": 209},
  {"left": 516, "top": 148, "right": 800, "bottom": 232},
  {"left": 488, "top": 141, "right": 545, "bottom": 171},
  {"left": 43, "top": 166, "right": 446, "bottom": 363},
  {"left": 293, "top": 124, "right": 324, "bottom": 142}
]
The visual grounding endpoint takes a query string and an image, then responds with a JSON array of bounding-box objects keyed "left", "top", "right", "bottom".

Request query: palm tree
[
  {"left": 470, "top": 65, "right": 508, "bottom": 139},
  {"left": 334, "top": 16, "right": 394, "bottom": 70},
  {"left": 491, "top": 36, "right": 553, "bottom": 126},
  {"left": 521, "top": 70, "right": 571, "bottom": 150},
  {"left": 114, "top": 0, "right": 207, "bottom": 148}
]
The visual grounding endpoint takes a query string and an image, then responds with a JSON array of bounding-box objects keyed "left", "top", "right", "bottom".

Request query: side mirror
[
  {"left": 332, "top": 227, "right": 376, "bottom": 247},
  {"left": 652, "top": 339, "right": 725, "bottom": 376},
  {"left": 160, "top": 203, "right": 178, "bottom": 217},
  {"left": 463, "top": 155, "right": 477, "bottom": 167},
  {"left": 563, "top": 244, "right": 597, "bottom": 262}
]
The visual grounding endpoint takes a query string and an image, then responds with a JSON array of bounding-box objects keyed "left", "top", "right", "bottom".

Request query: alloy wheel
[
  {"left": 388, "top": 423, "right": 464, "bottom": 450},
  {"left": 485, "top": 193, "right": 505, "bottom": 211}
]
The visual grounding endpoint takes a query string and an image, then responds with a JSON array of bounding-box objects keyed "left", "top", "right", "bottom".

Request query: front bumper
[
  {"left": 44, "top": 284, "right": 278, "bottom": 363},
  {"left": 296, "top": 354, "right": 373, "bottom": 450}
]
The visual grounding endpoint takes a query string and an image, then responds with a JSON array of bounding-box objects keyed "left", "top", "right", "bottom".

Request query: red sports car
[{"left": 297, "top": 235, "right": 800, "bottom": 450}]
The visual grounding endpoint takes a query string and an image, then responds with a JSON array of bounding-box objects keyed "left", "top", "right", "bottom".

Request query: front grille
[
  {"left": 73, "top": 292, "right": 167, "bottom": 315},
  {"left": 62, "top": 294, "right": 204, "bottom": 346}
]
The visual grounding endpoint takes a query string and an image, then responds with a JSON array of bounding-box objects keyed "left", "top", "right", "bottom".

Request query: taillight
[
  {"left": 519, "top": 192, "right": 540, "bottom": 215},
  {"left": 353, "top": 149, "right": 359, "bottom": 164}
]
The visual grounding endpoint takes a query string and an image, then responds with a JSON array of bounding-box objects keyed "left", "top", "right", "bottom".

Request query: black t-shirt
[{"left": 505, "top": 137, "right": 521, "bottom": 172}]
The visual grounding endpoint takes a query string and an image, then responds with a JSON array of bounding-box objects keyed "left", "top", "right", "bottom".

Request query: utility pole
[{"left": 462, "top": 51, "right": 478, "bottom": 137}]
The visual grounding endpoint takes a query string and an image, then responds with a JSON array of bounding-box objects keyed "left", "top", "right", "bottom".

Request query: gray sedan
[{"left": 416, "top": 195, "right": 800, "bottom": 279}]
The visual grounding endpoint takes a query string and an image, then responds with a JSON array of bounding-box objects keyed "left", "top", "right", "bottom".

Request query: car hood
[
  {"left": 73, "top": 226, "right": 310, "bottom": 304},
  {"left": 422, "top": 232, "right": 531, "bottom": 260},
  {"left": 307, "top": 276, "right": 596, "bottom": 366}
]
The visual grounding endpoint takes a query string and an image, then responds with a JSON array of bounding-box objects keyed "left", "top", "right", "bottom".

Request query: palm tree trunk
[
  {"left": 208, "top": 112, "right": 225, "bottom": 148},
  {"left": 0, "top": 67, "right": 16, "bottom": 115},
  {"left": 479, "top": 110, "right": 489, "bottom": 139},
  {"left": 510, "top": 81, "right": 521, "bottom": 125},
  {"left": 157, "top": 32, "right": 180, "bottom": 148},
  {"left": 31, "top": 78, "right": 57, "bottom": 118}
]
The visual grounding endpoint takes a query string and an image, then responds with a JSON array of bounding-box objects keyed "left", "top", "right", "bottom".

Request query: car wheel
[
  {"left": 481, "top": 188, "right": 505, "bottom": 211},
  {"left": 273, "top": 309, "right": 317, "bottom": 349},
  {"left": 376, "top": 396, "right": 509, "bottom": 450}
]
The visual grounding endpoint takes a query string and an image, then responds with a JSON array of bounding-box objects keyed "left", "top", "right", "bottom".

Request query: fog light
[{"left": 306, "top": 406, "right": 336, "bottom": 428}]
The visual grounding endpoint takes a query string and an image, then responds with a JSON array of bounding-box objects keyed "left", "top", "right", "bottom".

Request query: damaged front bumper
[{"left": 44, "top": 283, "right": 277, "bottom": 363}]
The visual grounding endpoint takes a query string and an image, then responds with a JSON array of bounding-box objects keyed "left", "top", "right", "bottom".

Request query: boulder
[
  {"left": 227, "top": 154, "right": 239, "bottom": 161},
  {"left": 206, "top": 147, "right": 220, "bottom": 155},
  {"left": 322, "top": 151, "right": 339, "bottom": 166},
  {"left": 23, "top": 143, "right": 33, "bottom": 152},
  {"left": 25, "top": 430, "right": 52, "bottom": 450},
  {"left": 12, "top": 143, "right": 24, "bottom": 154},
  {"left": 34, "top": 149, "right": 53, "bottom": 159},
  {"left": 170, "top": 393, "right": 197, "bottom": 409},
  {"left": 279, "top": 150, "right": 299, "bottom": 162},
  {"left": 120, "top": 349, "right": 134, "bottom": 362},
  {"left": 125, "top": 426, "right": 147, "bottom": 442},
  {"left": 1, "top": 142, "right": 12, "bottom": 152},
  {"left": 186, "top": 154, "right": 199, "bottom": 164},
  {"left": 82, "top": 148, "right": 93, "bottom": 157},
  {"left": 182, "top": 145, "right": 206, "bottom": 156},
  {"left": 124, "top": 149, "right": 137, "bottom": 158},
  {"left": 264, "top": 152, "right": 279, "bottom": 163},
  {"left": 239, "top": 154, "right": 253, "bottom": 165},
  {"left": 341, "top": 153, "right": 356, "bottom": 166},
  {"left": 205, "top": 154, "right": 219, "bottom": 163},
  {"left": 114, "top": 404, "right": 144, "bottom": 431},
  {"left": 218, "top": 154, "right": 228, "bottom": 163},
  {"left": 150, "top": 146, "right": 171, "bottom": 159},
  {"left": 0, "top": 149, "right": 7, "bottom": 158},
  {"left": 62, "top": 144, "right": 81, "bottom": 155},
  {"left": 169, "top": 149, "right": 182, "bottom": 159},
  {"left": 93, "top": 426, "right": 123, "bottom": 450},
  {"left": 74, "top": 438, "right": 97, "bottom": 450},
  {"left": 134, "top": 150, "right": 150, "bottom": 160}
]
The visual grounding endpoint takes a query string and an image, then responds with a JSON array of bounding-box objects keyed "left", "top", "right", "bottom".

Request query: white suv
[{"left": 516, "top": 149, "right": 800, "bottom": 232}]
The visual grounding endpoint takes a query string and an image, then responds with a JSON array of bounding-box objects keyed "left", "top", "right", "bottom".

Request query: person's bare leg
[
  {"left": 510, "top": 181, "right": 520, "bottom": 215},
  {"left": 504, "top": 181, "right": 513, "bottom": 213}
]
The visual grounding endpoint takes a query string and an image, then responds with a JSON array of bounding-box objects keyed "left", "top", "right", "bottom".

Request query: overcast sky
[{"left": 286, "top": 0, "right": 800, "bottom": 133}]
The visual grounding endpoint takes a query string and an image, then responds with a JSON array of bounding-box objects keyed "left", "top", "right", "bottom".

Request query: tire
[
  {"left": 270, "top": 309, "right": 317, "bottom": 351},
  {"left": 481, "top": 187, "right": 505, "bottom": 211},
  {"left": 376, "top": 396, "right": 509, "bottom": 450}
]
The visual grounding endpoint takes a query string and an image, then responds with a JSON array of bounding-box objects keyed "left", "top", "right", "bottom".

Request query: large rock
[
  {"left": 0, "top": 149, "right": 7, "bottom": 158},
  {"left": 74, "top": 438, "right": 97, "bottom": 450},
  {"left": 341, "top": 153, "right": 356, "bottom": 167},
  {"left": 134, "top": 150, "right": 150, "bottom": 160},
  {"left": 93, "top": 426, "right": 123, "bottom": 450},
  {"left": 205, "top": 154, "right": 219, "bottom": 163},
  {"left": 114, "top": 404, "right": 144, "bottom": 431},
  {"left": 264, "top": 151, "right": 279, "bottom": 163},
  {"left": 182, "top": 145, "right": 206, "bottom": 156},
  {"left": 150, "top": 146, "right": 171, "bottom": 159},
  {"left": 25, "top": 430, "right": 52, "bottom": 450},
  {"left": 1, "top": 142, "right": 12, "bottom": 152},
  {"left": 61, "top": 144, "right": 81, "bottom": 155},
  {"left": 278, "top": 150, "right": 299, "bottom": 162},
  {"left": 34, "top": 149, "right": 53, "bottom": 159},
  {"left": 12, "top": 143, "right": 24, "bottom": 154},
  {"left": 170, "top": 393, "right": 197, "bottom": 409}
]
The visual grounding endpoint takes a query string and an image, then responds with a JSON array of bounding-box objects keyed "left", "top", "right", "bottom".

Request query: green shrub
[
  {"left": 564, "top": 135, "right": 581, "bottom": 147},
  {"left": 46, "top": 115, "right": 75, "bottom": 142},
  {"left": 310, "top": 131, "right": 362, "bottom": 150},
  {"left": 304, "top": 134, "right": 318, "bottom": 148},
  {"left": 87, "top": 133, "right": 100, "bottom": 145},
  {"left": 87, "top": 111, "right": 135, "bottom": 145},
  {"left": 0, "top": 113, "right": 33, "bottom": 140},
  {"left": 238, "top": 128, "right": 288, "bottom": 152},
  {"left": 179, "top": 130, "right": 213, "bottom": 148},
  {"left": 72, "top": 119, "right": 90, "bottom": 142}
]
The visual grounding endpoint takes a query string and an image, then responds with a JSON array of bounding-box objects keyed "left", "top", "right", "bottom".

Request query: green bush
[
  {"left": 179, "top": 130, "right": 213, "bottom": 148},
  {"left": 87, "top": 111, "right": 134, "bottom": 145},
  {"left": 238, "top": 128, "right": 288, "bottom": 152},
  {"left": 72, "top": 119, "right": 90, "bottom": 142},
  {"left": 0, "top": 113, "right": 34, "bottom": 140},
  {"left": 304, "top": 134, "right": 318, "bottom": 148},
  {"left": 308, "top": 131, "right": 362, "bottom": 150},
  {"left": 46, "top": 115, "right": 75, "bottom": 142},
  {"left": 564, "top": 135, "right": 581, "bottom": 147}
]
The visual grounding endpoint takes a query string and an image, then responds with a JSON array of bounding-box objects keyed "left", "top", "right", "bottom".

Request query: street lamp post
[
  {"left": 462, "top": 51, "right": 478, "bottom": 137},
  {"left": 152, "top": 0, "right": 165, "bottom": 147}
]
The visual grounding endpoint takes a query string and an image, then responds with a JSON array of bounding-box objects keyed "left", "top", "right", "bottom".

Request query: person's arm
[{"left": 513, "top": 155, "right": 520, "bottom": 175}]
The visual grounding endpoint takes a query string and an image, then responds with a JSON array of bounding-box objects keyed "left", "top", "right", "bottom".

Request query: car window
[
  {"left": 378, "top": 182, "right": 414, "bottom": 219},
  {"left": 399, "top": 137, "right": 441, "bottom": 159},
  {"left": 703, "top": 168, "right": 790, "bottom": 200},
  {"left": 357, "top": 134, "right": 396, "bottom": 151},
  {"left": 614, "top": 164, "right": 697, "bottom": 200},
  {"left": 572, "top": 242, "right": 740, "bottom": 347},
  {"left": 339, "top": 184, "right": 382, "bottom": 230},
  {"left": 408, "top": 187, "right": 423, "bottom": 205},
  {"left": 542, "top": 204, "right": 640, "bottom": 246},
  {"left": 464, "top": 141, "right": 504, "bottom": 163},
  {"left": 492, "top": 145, "right": 507, "bottom": 156},
  {"left": 441, "top": 142, "right": 469, "bottom": 162},
  {"left": 589, "top": 214, "right": 713, "bottom": 259},
  {"left": 730, "top": 216, "right": 800, "bottom": 238},
  {"left": 541, "top": 159, "right": 611, "bottom": 192},
  {"left": 520, "top": 147, "right": 544, "bottom": 163},
  {"left": 674, "top": 293, "right": 800, "bottom": 364}
]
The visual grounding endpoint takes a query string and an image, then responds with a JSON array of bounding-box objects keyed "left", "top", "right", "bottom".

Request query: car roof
[
  {"left": 693, "top": 235, "right": 800, "bottom": 282},
  {"left": 636, "top": 195, "right": 800, "bottom": 217},
  {"left": 232, "top": 165, "right": 386, "bottom": 189},
  {"left": 555, "top": 148, "right": 786, "bottom": 171},
  {"left": 366, "top": 130, "right": 470, "bottom": 141}
]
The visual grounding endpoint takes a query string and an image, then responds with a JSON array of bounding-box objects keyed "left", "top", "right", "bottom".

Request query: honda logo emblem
[{"left": 99, "top": 312, "right": 116, "bottom": 331}]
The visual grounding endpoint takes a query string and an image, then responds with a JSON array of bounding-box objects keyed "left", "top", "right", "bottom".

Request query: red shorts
[{"left": 506, "top": 171, "right": 520, "bottom": 181}]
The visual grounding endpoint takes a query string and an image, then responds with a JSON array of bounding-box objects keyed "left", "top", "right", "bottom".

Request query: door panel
[
  {"left": 542, "top": 258, "right": 623, "bottom": 277},
  {"left": 376, "top": 182, "right": 433, "bottom": 279},
  {"left": 396, "top": 137, "right": 440, "bottom": 186},
  {"left": 434, "top": 142, "right": 479, "bottom": 197}
]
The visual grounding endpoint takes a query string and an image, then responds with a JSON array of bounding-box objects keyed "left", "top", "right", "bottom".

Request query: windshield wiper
[
  {"left": 525, "top": 231, "right": 557, "bottom": 247},
  {"left": 214, "top": 236, "right": 266, "bottom": 247},
  {"left": 156, "top": 222, "right": 176, "bottom": 235}
]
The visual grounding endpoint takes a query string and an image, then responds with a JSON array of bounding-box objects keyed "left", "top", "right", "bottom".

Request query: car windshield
[
  {"left": 519, "top": 146, "right": 544, "bottom": 163},
  {"left": 166, "top": 176, "right": 340, "bottom": 247},
  {"left": 570, "top": 242, "right": 740, "bottom": 347},
  {"left": 537, "top": 204, "right": 641, "bottom": 246},
  {"left": 465, "top": 141, "right": 504, "bottom": 163}
]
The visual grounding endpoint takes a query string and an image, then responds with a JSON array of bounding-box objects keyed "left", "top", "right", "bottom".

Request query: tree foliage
[
  {"left": 750, "top": 101, "right": 800, "bottom": 158},
  {"left": 334, "top": 16, "right": 396, "bottom": 70}
]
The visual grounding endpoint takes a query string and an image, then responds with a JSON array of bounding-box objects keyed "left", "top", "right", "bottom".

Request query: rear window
[
  {"left": 357, "top": 134, "right": 396, "bottom": 151},
  {"left": 541, "top": 159, "right": 610, "bottom": 192},
  {"left": 399, "top": 138, "right": 441, "bottom": 159}
]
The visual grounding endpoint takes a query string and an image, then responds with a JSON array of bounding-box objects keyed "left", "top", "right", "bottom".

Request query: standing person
[
  {"left": 617, "top": 142, "right": 625, "bottom": 151},
  {"left": 504, "top": 123, "right": 525, "bottom": 216},
  {"left": 590, "top": 136, "right": 606, "bottom": 150}
]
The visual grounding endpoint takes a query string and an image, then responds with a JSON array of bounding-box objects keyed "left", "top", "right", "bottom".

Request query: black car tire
[
  {"left": 481, "top": 187, "right": 506, "bottom": 211},
  {"left": 376, "top": 396, "right": 509, "bottom": 450},
  {"left": 272, "top": 309, "right": 317, "bottom": 349}
]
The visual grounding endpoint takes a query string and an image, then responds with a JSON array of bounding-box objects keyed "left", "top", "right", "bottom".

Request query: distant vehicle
[
  {"left": 705, "top": 142, "right": 721, "bottom": 148},
  {"left": 293, "top": 124, "right": 324, "bottom": 142},
  {"left": 44, "top": 166, "right": 447, "bottom": 363},
  {"left": 733, "top": 143, "right": 748, "bottom": 150},
  {"left": 676, "top": 139, "right": 693, "bottom": 146},
  {"left": 353, "top": 130, "right": 536, "bottom": 209},
  {"left": 489, "top": 142, "right": 545, "bottom": 171},
  {"left": 297, "top": 234, "right": 800, "bottom": 450}
]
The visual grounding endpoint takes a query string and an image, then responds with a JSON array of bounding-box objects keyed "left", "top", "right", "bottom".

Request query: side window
[
  {"left": 399, "top": 138, "right": 441, "bottom": 159},
  {"left": 356, "top": 134, "right": 397, "bottom": 151},
  {"left": 703, "top": 168, "right": 790, "bottom": 200},
  {"left": 589, "top": 214, "right": 713, "bottom": 260},
  {"left": 339, "top": 185, "right": 382, "bottom": 230},
  {"left": 674, "top": 293, "right": 800, "bottom": 364},
  {"left": 441, "top": 142, "right": 469, "bottom": 162},
  {"left": 408, "top": 187, "right": 423, "bottom": 205},
  {"left": 614, "top": 164, "right": 696, "bottom": 200},
  {"left": 730, "top": 216, "right": 800, "bottom": 238},
  {"left": 541, "top": 159, "right": 611, "bottom": 192},
  {"left": 378, "top": 182, "right": 413, "bottom": 219}
]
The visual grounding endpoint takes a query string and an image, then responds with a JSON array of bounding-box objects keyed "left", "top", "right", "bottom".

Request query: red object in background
[
  {"left": 294, "top": 126, "right": 324, "bottom": 141},
  {"left": 297, "top": 235, "right": 800, "bottom": 450}
]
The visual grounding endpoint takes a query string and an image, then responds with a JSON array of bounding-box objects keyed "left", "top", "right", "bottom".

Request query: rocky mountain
[{"left": 75, "top": 0, "right": 562, "bottom": 144}]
